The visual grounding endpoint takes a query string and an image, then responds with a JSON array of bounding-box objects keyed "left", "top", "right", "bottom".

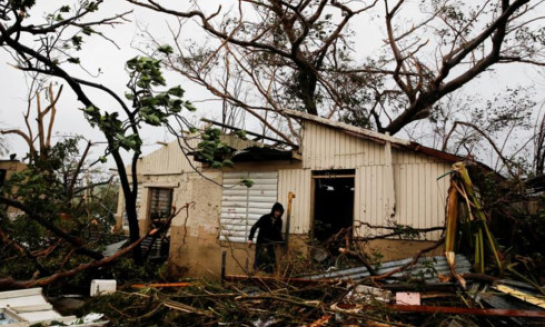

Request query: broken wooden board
[{"left": 385, "top": 304, "right": 545, "bottom": 318}]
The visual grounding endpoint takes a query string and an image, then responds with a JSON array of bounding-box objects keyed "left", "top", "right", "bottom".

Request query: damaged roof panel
[{"left": 305, "top": 254, "right": 472, "bottom": 284}]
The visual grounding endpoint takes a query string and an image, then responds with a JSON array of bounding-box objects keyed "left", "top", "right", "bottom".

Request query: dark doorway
[{"left": 312, "top": 170, "right": 355, "bottom": 242}]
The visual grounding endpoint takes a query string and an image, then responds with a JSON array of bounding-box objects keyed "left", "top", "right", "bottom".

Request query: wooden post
[{"left": 284, "top": 192, "right": 296, "bottom": 250}]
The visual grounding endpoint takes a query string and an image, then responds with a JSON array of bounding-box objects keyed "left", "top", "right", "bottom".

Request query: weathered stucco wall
[
  {"left": 180, "top": 235, "right": 445, "bottom": 278},
  {"left": 168, "top": 171, "right": 223, "bottom": 276}
]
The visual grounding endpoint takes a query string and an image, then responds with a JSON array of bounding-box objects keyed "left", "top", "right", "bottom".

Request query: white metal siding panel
[
  {"left": 424, "top": 163, "right": 433, "bottom": 235},
  {"left": 390, "top": 160, "right": 450, "bottom": 240},
  {"left": 369, "top": 166, "right": 377, "bottom": 225},
  {"left": 396, "top": 163, "right": 406, "bottom": 227},
  {"left": 248, "top": 172, "right": 279, "bottom": 224},
  {"left": 353, "top": 149, "right": 451, "bottom": 240},
  {"left": 302, "top": 122, "right": 385, "bottom": 170},
  {"left": 220, "top": 171, "right": 278, "bottom": 243},
  {"left": 278, "top": 169, "right": 312, "bottom": 234},
  {"left": 301, "top": 121, "right": 453, "bottom": 240},
  {"left": 355, "top": 165, "right": 391, "bottom": 236},
  {"left": 137, "top": 138, "right": 202, "bottom": 175},
  {"left": 418, "top": 164, "right": 427, "bottom": 228},
  {"left": 407, "top": 162, "right": 416, "bottom": 226}
]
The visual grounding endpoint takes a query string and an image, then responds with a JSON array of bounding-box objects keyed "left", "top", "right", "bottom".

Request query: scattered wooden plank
[
  {"left": 385, "top": 304, "right": 545, "bottom": 318},
  {"left": 131, "top": 282, "right": 191, "bottom": 288}
]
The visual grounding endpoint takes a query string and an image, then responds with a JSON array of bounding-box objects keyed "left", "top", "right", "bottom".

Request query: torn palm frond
[{"left": 451, "top": 162, "right": 503, "bottom": 275}]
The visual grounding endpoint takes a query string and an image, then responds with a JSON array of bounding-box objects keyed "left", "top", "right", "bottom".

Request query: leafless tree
[
  {"left": 128, "top": 0, "right": 545, "bottom": 143},
  {"left": 405, "top": 87, "right": 537, "bottom": 176}
]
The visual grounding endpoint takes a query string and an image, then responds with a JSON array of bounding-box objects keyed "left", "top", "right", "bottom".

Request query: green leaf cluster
[
  {"left": 196, "top": 128, "right": 234, "bottom": 169},
  {"left": 124, "top": 56, "right": 198, "bottom": 130}
]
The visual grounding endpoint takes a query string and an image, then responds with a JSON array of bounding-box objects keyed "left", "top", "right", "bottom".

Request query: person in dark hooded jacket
[{"left": 248, "top": 202, "right": 284, "bottom": 273}]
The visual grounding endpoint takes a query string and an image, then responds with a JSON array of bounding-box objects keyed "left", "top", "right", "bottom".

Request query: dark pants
[{"left": 254, "top": 243, "right": 277, "bottom": 273}]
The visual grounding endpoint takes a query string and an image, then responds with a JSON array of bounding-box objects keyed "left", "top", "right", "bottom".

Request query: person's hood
[{"left": 271, "top": 202, "right": 284, "bottom": 215}]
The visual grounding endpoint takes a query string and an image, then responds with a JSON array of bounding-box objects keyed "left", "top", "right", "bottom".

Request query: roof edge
[{"left": 282, "top": 109, "right": 410, "bottom": 146}]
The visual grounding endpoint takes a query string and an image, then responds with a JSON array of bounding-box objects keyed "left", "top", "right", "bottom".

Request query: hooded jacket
[{"left": 248, "top": 202, "right": 284, "bottom": 245}]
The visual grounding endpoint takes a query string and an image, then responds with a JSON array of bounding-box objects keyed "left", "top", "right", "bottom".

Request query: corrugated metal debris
[
  {"left": 305, "top": 254, "right": 472, "bottom": 283},
  {"left": 0, "top": 288, "right": 107, "bottom": 327},
  {"left": 477, "top": 279, "right": 545, "bottom": 325}
]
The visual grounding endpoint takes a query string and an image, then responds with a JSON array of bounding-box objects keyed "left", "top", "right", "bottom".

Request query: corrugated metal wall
[
  {"left": 302, "top": 122, "right": 451, "bottom": 240},
  {"left": 278, "top": 169, "right": 312, "bottom": 234},
  {"left": 302, "top": 122, "right": 386, "bottom": 169},
  {"left": 392, "top": 160, "right": 450, "bottom": 240},
  {"left": 220, "top": 171, "right": 278, "bottom": 243},
  {"left": 137, "top": 138, "right": 202, "bottom": 175},
  {"left": 354, "top": 160, "right": 450, "bottom": 239}
]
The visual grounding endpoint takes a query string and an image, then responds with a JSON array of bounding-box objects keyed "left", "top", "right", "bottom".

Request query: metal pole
[{"left": 221, "top": 250, "right": 227, "bottom": 285}]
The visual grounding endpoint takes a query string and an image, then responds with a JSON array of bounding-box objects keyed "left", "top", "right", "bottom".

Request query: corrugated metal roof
[{"left": 305, "top": 254, "right": 471, "bottom": 284}]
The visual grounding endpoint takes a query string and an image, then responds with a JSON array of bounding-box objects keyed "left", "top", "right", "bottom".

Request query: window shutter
[
  {"left": 220, "top": 171, "right": 278, "bottom": 243},
  {"left": 149, "top": 188, "right": 173, "bottom": 220}
]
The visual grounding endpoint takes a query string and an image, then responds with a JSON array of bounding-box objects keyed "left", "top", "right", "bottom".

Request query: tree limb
[{"left": 0, "top": 196, "right": 104, "bottom": 260}]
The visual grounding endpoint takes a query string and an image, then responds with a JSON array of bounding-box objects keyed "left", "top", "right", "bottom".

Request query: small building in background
[
  {"left": 0, "top": 157, "right": 27, "bottom": 218},
  {"left": 116, "top": 110, "right": 466, "bottom": 278}
]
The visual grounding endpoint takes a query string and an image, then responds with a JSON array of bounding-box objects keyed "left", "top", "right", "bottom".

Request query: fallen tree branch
[
  {"left": 0, "top": 228, "right": 160, "bottom": 290},
  {"left": 142, "top": 203, "right": 189, "bottom": 261},
  {"left": 0, "top": 196, "right": 104, "bottom": 260}
]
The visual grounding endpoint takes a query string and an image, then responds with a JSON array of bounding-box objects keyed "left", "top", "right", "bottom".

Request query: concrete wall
[{"left": 196, "top": 235, "right": 444, "bottom": 278}]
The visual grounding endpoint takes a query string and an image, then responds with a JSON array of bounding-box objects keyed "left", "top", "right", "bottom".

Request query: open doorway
[{"left": 312, "top": 170, "right": 355, "bottom": 242}]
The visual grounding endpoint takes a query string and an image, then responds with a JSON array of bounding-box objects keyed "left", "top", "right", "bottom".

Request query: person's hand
[{"left": 247, "top": 240, "right": 253, "bottom": 248}]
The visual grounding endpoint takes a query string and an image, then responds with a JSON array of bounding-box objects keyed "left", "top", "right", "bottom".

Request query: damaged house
[{"left": 115, "top": 110, "right": 465, "bottom": 277}]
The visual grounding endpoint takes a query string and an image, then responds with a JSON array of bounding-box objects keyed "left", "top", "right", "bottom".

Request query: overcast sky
[
  {"left": 1, "top": 1, "right": 543, "bottom": 171},
  {"left": 0, "top": 1, "right": 220, "bottom": 166}
]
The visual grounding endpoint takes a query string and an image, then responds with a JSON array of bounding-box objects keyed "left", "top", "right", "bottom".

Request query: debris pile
[{"left": 79, "top": 269, "right": 545, "bottom": 327}]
